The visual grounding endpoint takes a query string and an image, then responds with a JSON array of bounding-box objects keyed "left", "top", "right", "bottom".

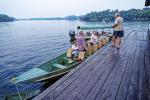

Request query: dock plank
[
  {"left": 115, "top": 39, "right": 136, "bottom": 100},
  {"left": 82, "top": 35, "right": 131, "bottom": 100},
  {"left": 94, "top": 38, "right": 134, "bottom": 100}
]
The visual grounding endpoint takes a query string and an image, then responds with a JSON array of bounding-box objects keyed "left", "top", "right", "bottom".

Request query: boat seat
[
  {"left": 78, "top": 51, "right": 85, "bottom": 60},
  {"left": 53, "top": 63, "right": 66, "bottom": 69}
]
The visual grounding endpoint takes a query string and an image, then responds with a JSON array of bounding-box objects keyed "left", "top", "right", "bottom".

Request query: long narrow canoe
[{"left": 11, "top": 53, "right": 81, "bottom": 83}]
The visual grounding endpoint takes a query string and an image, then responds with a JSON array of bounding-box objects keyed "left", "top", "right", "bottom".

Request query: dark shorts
[{"left": 113, "top": 31, "right": 124, "bottom": 37}]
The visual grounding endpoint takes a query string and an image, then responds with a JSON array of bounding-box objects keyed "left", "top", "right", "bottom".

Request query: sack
[
  {"left": 86, "top": 46, "right": 92, "bottom": 56},
  {"left": 97, "top": 41, "right": 102, "bottom": 49},
  {"left": 102, "top": 39, "right": 107, "bottom": 45},
  {"left": 93, "top": 45, "right": 98, "bottom": 52},
  {"left": 78, "top": 51, "right": 85, "bottom": 60},
  {"left": 67, "top": 48, "right": 73, "bottom": 58}
]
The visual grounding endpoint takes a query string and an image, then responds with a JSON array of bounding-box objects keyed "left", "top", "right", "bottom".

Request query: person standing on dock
[{"left": 112, "top": 12, "right": 124, "bottom": 49}]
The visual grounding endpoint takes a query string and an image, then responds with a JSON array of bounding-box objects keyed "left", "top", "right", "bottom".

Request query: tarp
[
  {"left": 77, "top": 25, "right": 112, "bottom": 30},
  {"left": 145, "top": 0, "right": 150, "bottom": 6}
]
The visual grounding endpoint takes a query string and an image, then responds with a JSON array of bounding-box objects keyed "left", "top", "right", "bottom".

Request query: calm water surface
[{"left": 0, "top": 20, "right": 149, "bottom": 97}]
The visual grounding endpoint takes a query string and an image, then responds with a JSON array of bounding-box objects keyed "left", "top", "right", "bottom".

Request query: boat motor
[
  {"left": 69, "top": 30, "right": 76, "bottom": 43},
  {"left": 69, "top": 30, "right": 75, "bottom": 37}
]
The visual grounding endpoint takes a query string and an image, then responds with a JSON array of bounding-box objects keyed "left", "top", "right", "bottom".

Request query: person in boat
[
  {"left": 86, "top": 32, "right": 91, "bottom": 36},
  {"left": 71, "top": 40, "right": 79, "bottom": 59},
  {"left": 112, "top": 12, "right": 124, "bottom": 49},
  {"left": 76, "top": 31, "right": 87, "bottom": 51},
  {"left": 90, "top": 31, "right": 99, "bottom": 46}
]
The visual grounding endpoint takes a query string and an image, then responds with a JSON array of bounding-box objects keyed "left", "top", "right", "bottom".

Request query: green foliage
[
  {"left": 0, "top": 14, "right": 15, "bottom": 22},
  {"left": 79, "top": 8, "right": 150, "bottom": 21}
]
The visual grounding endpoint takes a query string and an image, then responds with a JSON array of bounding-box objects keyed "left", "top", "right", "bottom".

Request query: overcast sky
[{"left": 0, "top": 0, "right": 145, "bottom": 18}]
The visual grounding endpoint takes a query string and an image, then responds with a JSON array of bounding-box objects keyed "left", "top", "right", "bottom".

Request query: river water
[{"left": 0, "top": 20, "right": 149, "bottom": 97}]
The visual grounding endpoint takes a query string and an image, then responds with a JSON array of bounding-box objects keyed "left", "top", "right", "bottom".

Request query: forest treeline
[
  {"left": 79, "top": 8, "right": 150, "bottom": 21},
  {"left": 0, "top": 14, "right": 15, "bottom": 22}
]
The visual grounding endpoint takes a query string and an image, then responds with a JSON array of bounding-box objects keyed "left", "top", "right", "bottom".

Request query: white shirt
[
  {"left": 72, "top": 44, "right": 78, "bottom": 50},
  {"left": 90, "top": 34, "right": 98, "bottom": 44},
  {"left": 114, "top": 17, "right": 124, "bottom": 31}
]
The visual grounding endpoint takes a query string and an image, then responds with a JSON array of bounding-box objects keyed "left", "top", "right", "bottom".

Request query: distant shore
[
  {"left": 1, "top": 8, "right": 150, "bottom": 22},
  {"left": 17, "top": 8, "right": 150, "bottom": 22},
  {"left": 0, "top": 14, "right": 15, "bottom": 22}
]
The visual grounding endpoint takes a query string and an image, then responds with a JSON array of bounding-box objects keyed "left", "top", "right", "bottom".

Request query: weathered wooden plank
[
  {"left": 115, "top": 39, "right": 137, "bottom": 100},
  {"left": 125, "top": 41, "right": 141, "bottom": 100},
  {"left": 83, "top": 35, "right": 132, "bottom": 100},
  {"left": 54, "top": 61, "right": 100, "bottom": 100},
  {"left": 142, "top": 40, "right": 150, "bottom": 100},
  {"left": 137, "top": 40, "right": 145, "bottom": 100},
  {"left": 144, "top": 54, "right": 150, "bottom": 100},
  {"left": 94, "top": 38, "right": 135, "bottom": 100}
]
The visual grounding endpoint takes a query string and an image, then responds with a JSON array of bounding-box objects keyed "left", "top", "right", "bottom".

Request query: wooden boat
[
  {"left": 12, "top": 25, "right": 112, "bottom": 84},
  {"left": 11, "top": 53, "right": 81, "bottom": 83},
  {"left": 2, "top": 90, "right": 40, "bottom": 100},
  {"left": 7, "top": 24, "right": 113, "bottom": 100}
]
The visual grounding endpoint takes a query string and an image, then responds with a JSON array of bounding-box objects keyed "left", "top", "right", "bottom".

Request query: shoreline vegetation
[
  {"left": 79, "top": 8, "right": 150, "bottom": 21},
  {"left": 0, "top": 14, "right": 15, "bottom": 22},
  {"left": 1, "top": 8, "right": 150, "bottom": 22}
]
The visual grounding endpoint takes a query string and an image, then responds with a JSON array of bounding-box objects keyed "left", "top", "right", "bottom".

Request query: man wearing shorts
[{"left": 112, "top": 12, "right": 124, "bottom": 49}]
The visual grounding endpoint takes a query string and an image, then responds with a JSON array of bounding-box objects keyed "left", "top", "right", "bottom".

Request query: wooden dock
[{"left": 33, "top": 30, "right": 150, "bottom": 100}]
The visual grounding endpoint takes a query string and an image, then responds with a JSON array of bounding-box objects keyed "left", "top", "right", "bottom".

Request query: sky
[{"left": 0, "top": 0, "right": 145, "bottom": 18}]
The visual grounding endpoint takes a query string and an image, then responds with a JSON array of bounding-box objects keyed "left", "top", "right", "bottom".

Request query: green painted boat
[
  {"left": 2, "top": 90, "right": 40, "bottom": 100},
  {"left": 11, "top": 53, "right": 81, "bottom": 83},
  {"left": 12, "top": 25, "right": 113, "bottom": 83}
]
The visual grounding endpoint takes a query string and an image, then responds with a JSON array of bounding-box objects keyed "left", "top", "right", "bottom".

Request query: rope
[
  {"left": 11, "top": 77, "right": 23, "bottom": 100},
  {"left": 15, "top": 83, "right": 23, "bottom": 100}
]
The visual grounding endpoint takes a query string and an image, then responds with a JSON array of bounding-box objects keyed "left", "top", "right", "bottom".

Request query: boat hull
[{"left": 13, "top": 53, "right": 81, "bottom": 83}]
